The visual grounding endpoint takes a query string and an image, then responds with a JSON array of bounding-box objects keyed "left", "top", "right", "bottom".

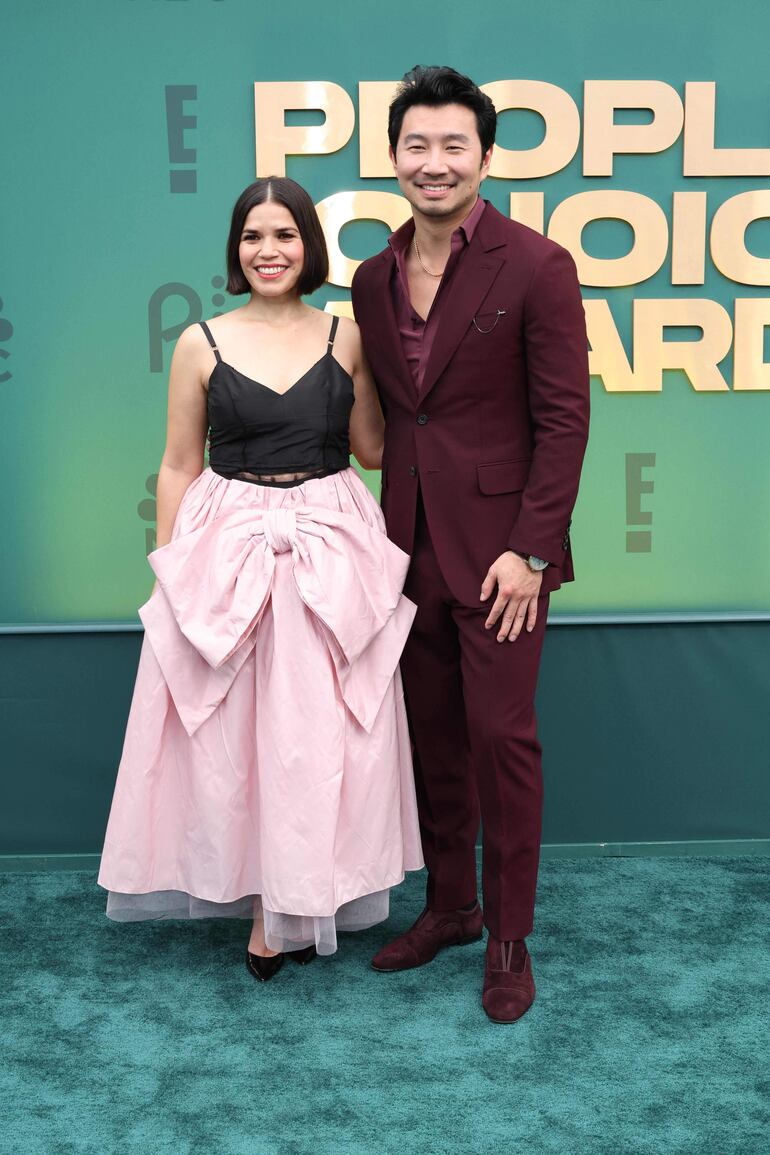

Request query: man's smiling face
[{"left": 390, "top": 103, "right": 493, "bottom": 223}]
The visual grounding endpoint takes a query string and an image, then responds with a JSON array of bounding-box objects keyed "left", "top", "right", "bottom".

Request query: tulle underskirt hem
[{"left": 104, "top": 887, "right": 390, "bottom": 955}]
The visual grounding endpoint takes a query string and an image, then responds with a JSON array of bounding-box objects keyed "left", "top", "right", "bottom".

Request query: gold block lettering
[
  {"left": 733, "top": 298, "right": 770, "bottom": 390},
  {"left": 585, "top": 299, "right": 643, "bottom": 392},
  {"left": 315, "top": 191, "right": 410, "bottom": 288},
  {"left": 509, "top": 192, "right": 545, "bottom": 234},
  {"left": 684, "top": 81, "right": 770, "bottom": 176},
  {"left": 548, "top": 191, "right": 668, "bottom": 287},
  {"left": 482, "top": 81, "right": 580, "bottom": 178},
  {"left": 711, "top": 191, "right": 770, "bottom": 286},
  {"left": 324, "top": 300, "right": 355, "bottom": 319},
  {"left": 359, "top": 81, "right": 400, "bottom": 177},
  {"left": 583, "top": 81, "right": 684, "bottom": 177},
  {"left": 634, "top": 299, "right": 732, "bottom": 391},
  {"left": 671, "top": 191, "right": 707, "bottom": 285},
  {"left": 254, "top": 82, "right": 355, "bottom": 177}
]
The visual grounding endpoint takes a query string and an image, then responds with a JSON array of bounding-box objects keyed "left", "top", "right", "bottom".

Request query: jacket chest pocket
[
  {"left": 462, "top": 311, "right": 520, "bottom": 371},
  {"left": 471, "top": 309, "right": 508, "bottom": 335}
]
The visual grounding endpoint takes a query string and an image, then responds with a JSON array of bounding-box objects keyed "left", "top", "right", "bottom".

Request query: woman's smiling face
[{"left": 238, "top": 201, "right": 306, "bottom": 298}]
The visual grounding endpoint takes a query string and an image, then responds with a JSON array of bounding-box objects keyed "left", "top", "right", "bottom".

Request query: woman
[{"left": 98, "top": 178, "right": 423, "bottom": 980}]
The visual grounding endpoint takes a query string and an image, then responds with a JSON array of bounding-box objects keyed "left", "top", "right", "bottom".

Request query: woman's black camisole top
[{"left": 201, "top": 315, "right": 354, "bottom": 488}]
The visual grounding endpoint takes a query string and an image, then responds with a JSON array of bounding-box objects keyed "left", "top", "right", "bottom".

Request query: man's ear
[
  {"left": 481, "top": 144, "right": 494, "bottom": 180},
  {"left": 389, "top": 144, "right": 398, "bottom": 175}
]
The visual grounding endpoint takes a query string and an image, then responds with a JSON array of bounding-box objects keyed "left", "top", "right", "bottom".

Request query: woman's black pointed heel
[
  {"left": 288, "top": 944, "right": 317, "bottom": 966},
  {"left": 246, "top": 949, "right": 285, "bottom": 982}
]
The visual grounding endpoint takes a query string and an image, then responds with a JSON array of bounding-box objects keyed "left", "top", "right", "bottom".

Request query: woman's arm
[
  {"left": 155, "top": 325, "right": 209, "bottom": 550},
  {"left": 345, "top": 320, "right": 384, "bottom": 471}
]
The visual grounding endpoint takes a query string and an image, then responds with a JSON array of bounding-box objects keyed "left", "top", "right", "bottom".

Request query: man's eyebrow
[{"left": 402, "top": 132, "right": 472, "bottom": 144}]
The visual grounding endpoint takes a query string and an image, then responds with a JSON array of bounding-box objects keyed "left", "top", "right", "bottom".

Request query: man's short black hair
[
  {"left": 388, "top": 66, "right": 497, "bottom": 155},
  {"left": 225, "top": 177, "right": 329, "bottom": 297}
]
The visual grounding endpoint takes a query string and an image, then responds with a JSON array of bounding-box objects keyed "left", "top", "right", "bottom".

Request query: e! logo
[
  {"left": 165, "top": 85, "right": 197, "bottom": 193},
  {"left": 625, "top": 453, "right": 656, "bottom": 552}
]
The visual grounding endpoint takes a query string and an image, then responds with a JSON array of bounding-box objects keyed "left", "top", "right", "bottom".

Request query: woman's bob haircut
[{"left": 225, "top": 177, "right": 329, "bottom": 297}]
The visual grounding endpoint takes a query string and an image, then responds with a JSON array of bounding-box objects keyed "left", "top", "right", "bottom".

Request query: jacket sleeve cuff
[{"left": 506, "top": 527, "right": 570, "bottom": 569}]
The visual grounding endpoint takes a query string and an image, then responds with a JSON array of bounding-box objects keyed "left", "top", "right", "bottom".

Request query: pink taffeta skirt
[{"left": 98, "top": 467, "right": 424, "bottom": 954}]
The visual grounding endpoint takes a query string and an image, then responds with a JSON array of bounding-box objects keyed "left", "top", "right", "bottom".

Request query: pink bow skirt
[{"left": 98, "top": 467, "right": 423, "bottom": 954}]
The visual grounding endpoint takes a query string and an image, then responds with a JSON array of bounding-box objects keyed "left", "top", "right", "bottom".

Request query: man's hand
[{"left": 480, "top": 551, "right": 543, "bottom": 641}]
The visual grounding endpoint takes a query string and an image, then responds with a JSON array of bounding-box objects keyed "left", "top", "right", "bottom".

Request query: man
[{"left": 351, "top": 66, "right": 589, "bottom": 1023}]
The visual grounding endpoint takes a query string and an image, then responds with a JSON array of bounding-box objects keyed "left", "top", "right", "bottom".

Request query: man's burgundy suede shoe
[
  {"left": 370, "top": 903, "right": 484, "bottom": 972},
  {"left": 482, "top": 936, "right": 535, "bottom": 1023}
]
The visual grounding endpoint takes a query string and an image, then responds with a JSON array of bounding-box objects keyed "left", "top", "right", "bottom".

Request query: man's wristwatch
[{"left": 513, "top": 551, "right": 549, "bottom": 572}]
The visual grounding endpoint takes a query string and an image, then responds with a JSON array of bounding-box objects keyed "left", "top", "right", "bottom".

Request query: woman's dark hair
[
  {"left": 388, "top": 66, "right": 497, "bottom": 156},
  {"left": 225, "top": 177, "right": 329, "bottom": 296}
]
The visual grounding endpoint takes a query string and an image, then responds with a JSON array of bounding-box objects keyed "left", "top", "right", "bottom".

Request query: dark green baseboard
[
  {"left": 2, "top": 622, "right": 769, "bottom": 855},
  {"left": 539, "top": 838, "right": 770, "bottom": 859},
  {"left": 2, "top": 839, "right": 768, "bottom": 873}
]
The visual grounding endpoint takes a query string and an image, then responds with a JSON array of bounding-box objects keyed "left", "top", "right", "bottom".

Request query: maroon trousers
[{"left": 400, "top": 500, "right": 549, "bottom": 942}]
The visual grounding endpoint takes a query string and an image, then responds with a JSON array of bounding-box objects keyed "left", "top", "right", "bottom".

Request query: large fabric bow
[{"left": 139, "top": 505, "right": 415, "bottom": 737}]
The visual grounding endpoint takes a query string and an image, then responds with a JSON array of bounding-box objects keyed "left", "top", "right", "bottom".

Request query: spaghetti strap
[
  {"left": 327, "top": 315, "right": 340, "bottom": 350},
  {"left": 199, "top": 321, "right": 222, "bottom": 362}
]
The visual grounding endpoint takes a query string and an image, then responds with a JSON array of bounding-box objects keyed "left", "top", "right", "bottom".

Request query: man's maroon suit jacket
[{"left": 351, "top": 201, "right": 590, "bottom": 606}]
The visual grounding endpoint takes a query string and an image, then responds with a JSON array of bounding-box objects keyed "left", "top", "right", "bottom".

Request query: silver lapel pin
[{"left": 472, "top": 309, "right": 507, "bottom": 334}]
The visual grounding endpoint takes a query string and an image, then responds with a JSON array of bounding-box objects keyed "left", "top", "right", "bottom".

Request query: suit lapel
[{"left": 418, "top": 204, "right": 508, "bottom": 402}]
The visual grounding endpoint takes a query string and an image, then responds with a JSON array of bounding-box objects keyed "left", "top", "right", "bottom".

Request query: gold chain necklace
[{"left": 412, "top": 235, "right": 444, "bottom": 279}]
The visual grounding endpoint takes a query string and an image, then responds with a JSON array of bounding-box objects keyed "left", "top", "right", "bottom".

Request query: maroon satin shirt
[{"left": 389, "top": 196, "right": 486, "bottom": 393}]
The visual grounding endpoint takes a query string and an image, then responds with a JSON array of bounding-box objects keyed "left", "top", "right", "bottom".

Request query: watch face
[{"left": 528, "top": 556, "right": 548, "bottom": 571}]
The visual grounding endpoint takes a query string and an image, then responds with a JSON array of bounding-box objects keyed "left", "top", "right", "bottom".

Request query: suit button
[
  {"left": 416, "top": 413, "right": 429, "bottom": 425},
  {"left": 409, "top": 466, "right": 417, "bottom": 477}
]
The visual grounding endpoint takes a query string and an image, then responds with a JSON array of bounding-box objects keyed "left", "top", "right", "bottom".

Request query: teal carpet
[{"left": 2, "top": 857, "right": 769, "bottom": 1155}]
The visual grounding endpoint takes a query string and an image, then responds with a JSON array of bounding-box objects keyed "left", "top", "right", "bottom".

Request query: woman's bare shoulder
[
  {"left": 330, "top": 312, "right": 362, "bottom": 351},
  {"left": 175, "top": 308, "right": 249, "bottom": 364},
  {"left": 171, "top": 319, "right": 223, "bottom": 382},
  {"left": 173, "top": 321, "right": 211, "bottom": 359},
  {"left": 198, "top": 307, "right": 248, "bottom": 338}
]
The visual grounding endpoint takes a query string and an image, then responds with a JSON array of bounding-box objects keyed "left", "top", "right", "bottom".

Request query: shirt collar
[{"left": 388, "top": 197, "right": 487, "bottom": 254}]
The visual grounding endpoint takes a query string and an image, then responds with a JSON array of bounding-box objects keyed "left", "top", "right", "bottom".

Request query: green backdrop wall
[
  {"left": 3, "top": 0, "right": 770, "bottom": 624},
  {"left": 1, "top": 0, "right": 769, "bottom": 857}
]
